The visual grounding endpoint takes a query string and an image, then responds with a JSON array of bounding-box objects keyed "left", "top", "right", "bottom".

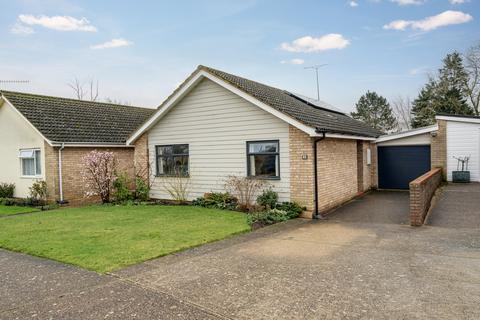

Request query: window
[
  {"left": 247, "top": 141, "right": 280, "bottom": 179},
  {"left": 156, "top": 144, "right": 189, "bottom": 176},
  {"left": 19, "top": 149, "right": 41, "bottom": 176}
]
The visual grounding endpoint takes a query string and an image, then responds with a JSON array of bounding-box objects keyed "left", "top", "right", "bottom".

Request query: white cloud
[
  {"left": 90, "top": 38, "right": 133, "bottom": 50},
  {"left": 280, "top": 58, "right": 305, "bottom": 65},
  {"left": 10, "top": 23, "right": 34, "bottom": 35},
  {"left": 383, "top": 10, "right": 473, "bottom": 31},
  {"left": 449, "top": 0, "right": 467, "bottom": 4},
  {"left": 17, "top": 15, "right": 97, "bottom": 32},
  {"left": 281, "top": 34, "right": 350, "bottom": 53},
  {"left": 391, "top": 0, "right": 425, "bottom": 5},
  {"left": 349, "top": 1, "right": 359, "bottom": 7}
]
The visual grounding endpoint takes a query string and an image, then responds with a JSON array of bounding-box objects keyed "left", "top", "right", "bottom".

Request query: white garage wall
[
  {"left": 446, "top": 121, "right": 480, "bottom": 182},
  {"left": 148, "top": 78, "right": 291, "bottom": 201}
]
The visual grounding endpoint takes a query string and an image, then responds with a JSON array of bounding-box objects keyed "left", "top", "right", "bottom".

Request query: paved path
[
  {"left": 1, "top": 191, "right": 480, "bottom": 319},
  {"left": 427, "top": 183, "right": 480, "bottom": 229}
]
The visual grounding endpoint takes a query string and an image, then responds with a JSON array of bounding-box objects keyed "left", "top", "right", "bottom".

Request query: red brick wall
[{"left": 409, "top": 168, "right": 442, "bottom": 226}]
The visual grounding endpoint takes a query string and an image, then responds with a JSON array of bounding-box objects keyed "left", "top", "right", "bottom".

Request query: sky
[{"left": 0, "top": 0, "right": 479, "bottom": 112}]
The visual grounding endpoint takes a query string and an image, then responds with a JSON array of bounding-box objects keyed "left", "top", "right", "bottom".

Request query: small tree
[
  {"left": 82, "top": 151, "right": 117, "bottom": 203},
  {"left": 29, "top": 180, "right": 48, "bottom": 206},
  {"left": 225, "top": 175, "right": 266, "bottom": 211},
  {"left": 392, "top": 96, "right": 413, "bottom": 131},
  {"left": 351, "top": 91, "right": 397, "bottom": 133}
]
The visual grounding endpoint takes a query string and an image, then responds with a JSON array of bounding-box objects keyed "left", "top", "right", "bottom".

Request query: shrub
[
  {"left": 247, "top": 208, "right": 289, "bottom": 227},
  {"left": 159, "top": 172, "right": 191, "bottom": 202},
  {"left": 276, "top": 201, "right": 305, "bottom": 219},
  {"left": 82, "top": 151, "right": 117, "bottom": 203},
  {"left": 225, "top": 175, "right": 266, "bottom": 211},
  {"left": 113, "top": 172, "right": 133, "bottom": 202},
  {"left": 29, "top": 180, "right": 48, "bottom": 206},
  {"left": 135, "top": 177, "right": 150, "bottom": 201},
  {"left": 192, "top": 192, "right": 238, "bottom": 210},
  {"left": 0, "top": 183, "right": 15, "bottom": 198},
  {"left": 257, "top": 188, "right": 278, "bottom": 209}
]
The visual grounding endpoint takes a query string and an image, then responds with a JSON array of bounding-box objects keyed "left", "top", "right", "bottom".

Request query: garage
[
  {"left": 378, "top": 145, "right": 431, "bottom": 189},
  {"left": 375, "top": 125, "right": 437, "bottom": 190}
]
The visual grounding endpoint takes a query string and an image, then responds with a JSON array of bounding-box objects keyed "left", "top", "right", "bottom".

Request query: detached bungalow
[
  {"left": 0, "top": 91, "right": 154, "bottom": 204},
  {"left": 128, "top": 66, "right": 381, "bottom": 218}
]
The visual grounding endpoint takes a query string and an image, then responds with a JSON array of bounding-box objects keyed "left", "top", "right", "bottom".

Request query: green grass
[
  {"left": 0, "top": 205, "right": 250, "bottom": 273},
  {"left": 0, "top": 205, "right": 40, "bottom": 217}
]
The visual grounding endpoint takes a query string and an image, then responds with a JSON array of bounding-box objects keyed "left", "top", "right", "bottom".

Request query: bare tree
[
  {"left": 105, "top": 97, "right": 131, "bottom": 106},
  {"left": 463, "top": 43, "right": 480, "bottom": 115},
  {"left": 392, "top": 96, "right": 413, "bottom": 131},
  {"left": 67, "top": 77, "right": 99, "bottom": 101}
]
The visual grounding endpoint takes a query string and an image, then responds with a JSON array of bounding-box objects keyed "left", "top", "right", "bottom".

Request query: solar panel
[{"left": 287, "top": 92, "right": 346, "bottom": 115}]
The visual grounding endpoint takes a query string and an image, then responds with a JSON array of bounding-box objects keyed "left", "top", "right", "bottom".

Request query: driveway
[
  {"left": 2, "top": 191, "right": 480, "bottom": 319},
  {"left": 427, "top": 183, "right": 480, "bottom": 229}
]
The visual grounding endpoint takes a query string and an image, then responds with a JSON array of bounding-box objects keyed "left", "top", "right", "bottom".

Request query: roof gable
[
  {"left": 128, "top": 66, "right": 380, "bottom": 144},
  {"left": 1, "top": 91, "right": 155, "bottom": 145}
]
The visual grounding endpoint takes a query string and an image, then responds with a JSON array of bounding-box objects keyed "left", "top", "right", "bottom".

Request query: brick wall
[
  {"left": 431, "top": 120, "right": 447, "bottom": 178},
  {"left": 289, "top": 126, "right": 315, "bottom": 215},
  {"left": 409, "top": 168, "right": 442, "bottom": 226},
  {"left": 133, "top": 133, "right": 149, "bottom": 182},
  {"left": 45, "top": 146, "right": 135, "bottom": 205},
  {"left": 317, "top": 138, "right": 358, "bottom": 214}
]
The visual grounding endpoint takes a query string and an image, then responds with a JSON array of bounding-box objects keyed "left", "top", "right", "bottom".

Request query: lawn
[
  {"left": 0, "top": 205, "right": 40, "bottom": 217},
  {"left": 0, "top": 205, "right": 250, "bottom": 273}
]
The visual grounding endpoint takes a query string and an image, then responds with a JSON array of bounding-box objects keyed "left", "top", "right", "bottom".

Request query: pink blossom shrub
[{"left": 82, "top": 150, "right": 118, "bottom": 203}]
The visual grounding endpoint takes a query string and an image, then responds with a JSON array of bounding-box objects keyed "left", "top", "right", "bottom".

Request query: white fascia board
[
  {"left": 1, "top": 96, "right": 54, "bottom": 146},
  {"left": 126, "top": 70, "right": 317, "bottom": 145},
  {"left": 436, "top": 115, "right": 480, "bottom": 124},
  {"left": 375, "top": 124, "right": 438, "bottom": 143}
]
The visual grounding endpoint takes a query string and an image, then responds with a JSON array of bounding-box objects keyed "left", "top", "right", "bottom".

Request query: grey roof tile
[{"left": 1, "top": 90, "right": 155, "bottom": 144}]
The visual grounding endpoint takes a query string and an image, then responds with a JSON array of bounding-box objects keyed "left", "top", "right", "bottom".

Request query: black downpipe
[{"left": 313, "top": 132, "right": 326, "bottom": 219}]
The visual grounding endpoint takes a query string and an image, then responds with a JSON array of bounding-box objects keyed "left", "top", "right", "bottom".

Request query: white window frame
[{"left": 19, "top": 148, "right": 42, "bottom": 178}]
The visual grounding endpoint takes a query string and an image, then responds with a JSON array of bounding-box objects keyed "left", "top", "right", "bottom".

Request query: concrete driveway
[{"left": 2, "top": 190, "right": 480, "bottom": 319}]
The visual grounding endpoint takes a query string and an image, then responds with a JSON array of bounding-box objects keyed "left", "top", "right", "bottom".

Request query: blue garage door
[{"left": 378, "top": 145, "right": 431, "bottom": 190}]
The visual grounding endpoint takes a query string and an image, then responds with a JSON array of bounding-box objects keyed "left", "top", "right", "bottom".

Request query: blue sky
[{"left": 0, "top": 0, "right": 478, "bottom": 111}]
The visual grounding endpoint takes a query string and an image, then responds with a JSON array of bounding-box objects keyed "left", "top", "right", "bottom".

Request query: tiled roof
[
  {"left": 199, "top": 65, "right": 382, "bottom": 138},
  {"left": 1, "top": 90, "right": 155, "bottom": 145}
]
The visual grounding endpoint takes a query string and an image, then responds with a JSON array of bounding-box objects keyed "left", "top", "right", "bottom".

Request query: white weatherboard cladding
[
  {"left": 148, "top": 78, "right": 291, "bottom": 201},
  {"left": 446, "top": 121, "right": 480, "bottom": 182}
]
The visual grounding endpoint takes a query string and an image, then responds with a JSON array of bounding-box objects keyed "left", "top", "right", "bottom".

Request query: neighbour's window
[
  {"left": 247, "top": 141, "right": 280, "bottom": 179},
  {"left": 19, "top": 149, "right": 41, "bottom": 176},
  {"left": 155, "top": 144, "right": 189, "bottom": 176}
]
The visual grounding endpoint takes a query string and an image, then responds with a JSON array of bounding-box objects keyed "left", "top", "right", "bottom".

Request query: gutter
[
  {"left": 313, "top": 131, "right": 326, "bottom": 219},
  {"left": 58, "top": 143, "right": 67, "bottom": 204}
]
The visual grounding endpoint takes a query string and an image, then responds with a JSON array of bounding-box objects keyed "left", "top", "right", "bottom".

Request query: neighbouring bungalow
[
  {"left": 0, "top": 91, "right": 154, "bottom": 204},
  {"left": 127, "top": 66, "right": 382, "bottom": 218}
]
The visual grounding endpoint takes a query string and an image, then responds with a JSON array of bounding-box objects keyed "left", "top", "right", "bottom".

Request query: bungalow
[
  {"left": 0, "top": 91, "right": 154, "bottom": 204},
  {"left": 128, "top": 66, "right": 382, "bottom": 218}
]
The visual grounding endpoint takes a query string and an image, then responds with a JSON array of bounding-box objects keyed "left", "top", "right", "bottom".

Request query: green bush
[
  {"left": 192, "top": 192, "right": 238, "bottom": 210},
  {"left": 256, "top": 188, "right": 278, "bottom": 209},
  {"left": 0, "top": 183, "right": 15, "bottom": 198},
  {"left": 276, "top": 201, "right": 305, "bottom": 219},
  {"left": 135, "top": 177, "right": 150, "bottom": 201},
  {"left": 247, "top": 208, "right": 289, "bottom": 227},
  {"left": 113, "top": 172, "right": 133, "bottom": 202},
  {"left": 29, "top": 181, "right": 48, "bottom": 206}
]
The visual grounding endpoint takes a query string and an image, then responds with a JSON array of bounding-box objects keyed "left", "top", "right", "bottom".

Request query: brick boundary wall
[{"left": 409, "top": 168, "right": 442, "bottom": 226}]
